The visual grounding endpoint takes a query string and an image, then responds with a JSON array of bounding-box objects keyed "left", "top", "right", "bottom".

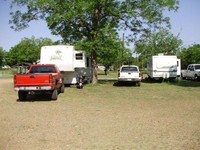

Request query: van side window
[{"left": 75, "top": 53, "right": 83, "bottom": 60}]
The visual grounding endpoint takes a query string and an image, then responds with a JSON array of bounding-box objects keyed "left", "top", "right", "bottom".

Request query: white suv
[{"left": 118, "top": 65, "right": 142, "bottom": 86}]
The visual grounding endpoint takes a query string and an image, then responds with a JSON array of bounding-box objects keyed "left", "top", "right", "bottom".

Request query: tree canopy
[
  {"left": 178, "top": 44, "right": 200, "bottom": 68},
  {"left": 0, "top": 47, "right": 6, "bottom": 67},
  {"left": 9, "top": 0, "right": 179, "bottom": 83},
  {"left": 5, "top": 37, "right": 56, "bottom": 66},
  {"left": 134, "top": 28, "right": 182, "bottom": 68}
]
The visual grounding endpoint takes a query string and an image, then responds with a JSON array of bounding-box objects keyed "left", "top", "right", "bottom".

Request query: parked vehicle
[
  {"left": 181, "top": 64, "right": 200, "bottom": 80},
  {"left": 40, "top": 45, "right": 92, "bottom": 85},
  {"left": 14, "top": 64, "right": 64, "bottom": 101},
  {"left": 118, "top": 65, "right": 142, "bottom": 86},
  {"left": 147, "top": 54, "right": 180, "bottom": 81}
]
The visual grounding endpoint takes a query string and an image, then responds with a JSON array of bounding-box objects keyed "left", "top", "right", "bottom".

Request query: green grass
[
  {"left": 1, "top": 78, "right": 200, "bottom": 149},
  {"left": 61, "top": 80, "right": 200, "bottom": 103},
  {"left": 97, "top": 70, "right": 118, "bottom": 79},
  {"left": 58, "top": 80, "right": 200, "bottom": 149}
]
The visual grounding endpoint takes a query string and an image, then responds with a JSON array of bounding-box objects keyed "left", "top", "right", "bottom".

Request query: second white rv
[
  {"left": 40, "top": 45, "right": 91, "bottom": 84},
  {"left": 147, "top": 54, "right": 180, "bottom": 81}
]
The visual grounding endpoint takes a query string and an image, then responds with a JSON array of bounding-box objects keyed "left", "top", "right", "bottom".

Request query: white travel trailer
[
  {"left": 147, "top": 54, "right": 180, "bottom": 81},
  {"left": 40, "top": 45, "right": 91, "bottom": 84}
]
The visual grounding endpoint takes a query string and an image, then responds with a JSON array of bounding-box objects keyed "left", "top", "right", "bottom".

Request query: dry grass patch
[{"left": 0, "top": 79, "right": 200, "bottom": 150}]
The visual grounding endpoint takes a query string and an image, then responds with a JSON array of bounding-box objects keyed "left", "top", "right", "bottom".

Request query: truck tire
[
  {"left": 181, "top": 73, "right": 186, "bottom": 80},
  {"left": 18, "top": 91, "right": 27, "bottom": 101},
  {"left": 51, "top": 89, "right": 58, "bottom": 100},
  {"left": 194, "top": 74, "right": 198, "bottom": 81}
]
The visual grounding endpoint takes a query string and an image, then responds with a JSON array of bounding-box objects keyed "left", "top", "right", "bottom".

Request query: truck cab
[{"left": 181, "top": 64, "right": 200, "bottom": 80}]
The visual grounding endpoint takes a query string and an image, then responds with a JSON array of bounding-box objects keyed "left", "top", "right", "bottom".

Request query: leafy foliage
[
  {"left": 9, "top": 0, "right": 179, "bottom": 83},
  {"left": 134, "top": 28, "right": 182, "bottom": 68},
  {"left": 179, "top": 44, "right": 200, "bottom": 68},
  {"left": 0, "top": 47, "right": 6, "bottom": 67},
  {"left": 5, "top": 37, "right": 56, "bottom": 66}
]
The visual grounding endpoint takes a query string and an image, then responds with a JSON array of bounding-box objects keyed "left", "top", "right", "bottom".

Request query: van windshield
[{"left": 121, "top": 67, "right": 138, "bottom": 72}]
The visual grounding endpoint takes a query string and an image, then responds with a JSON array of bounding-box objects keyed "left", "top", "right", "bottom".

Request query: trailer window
[{"left": 75, "top": 53, "right": 83, "bottom": 60}]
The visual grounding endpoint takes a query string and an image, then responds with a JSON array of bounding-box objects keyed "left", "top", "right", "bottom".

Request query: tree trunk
[{"left": 91, "top": 51, "right": 98, "bottom": 84}]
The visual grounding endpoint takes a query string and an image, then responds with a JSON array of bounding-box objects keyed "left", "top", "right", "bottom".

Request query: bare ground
[{"left": 0, "top": 78, "right": 200, "bottom": 150}]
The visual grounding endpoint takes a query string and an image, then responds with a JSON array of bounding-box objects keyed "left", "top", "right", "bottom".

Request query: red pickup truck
[{"left": 14, "top": 64, "right": 64, "bottom": 101}]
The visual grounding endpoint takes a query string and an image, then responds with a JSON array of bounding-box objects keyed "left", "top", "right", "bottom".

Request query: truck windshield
[
  {"left": 30, "top": 66, "right": 56, "bottom": 73},
  {"left": 195, "top": 65, "right": 200, "bottom": 70},
  {"left": 121, "top": 67, "right": 138, "bottom": 72}
]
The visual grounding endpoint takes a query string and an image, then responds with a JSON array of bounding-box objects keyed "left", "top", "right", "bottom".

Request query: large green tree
[
  {"left": 179, "top": 44, "right": 200, "bottom": 69},
  {"left": 9, "top": 0, "right": 179, "bottom": 83},
  {"left": 5, "top": 37, "right": 56, "bottom": 66},
  {"left": 134, "top": 28, "right": 182, "bottom": 68},
  {"left": 0, "top": 47, "right": 6, "bottom": 67}
]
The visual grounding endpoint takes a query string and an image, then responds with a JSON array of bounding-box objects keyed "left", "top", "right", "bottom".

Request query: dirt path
[{"left": 0, "top": 78, "right": 200, "bottom": 150}]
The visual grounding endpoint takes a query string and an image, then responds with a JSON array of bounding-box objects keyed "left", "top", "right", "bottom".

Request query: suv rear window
[{"left": 121, "top": 67, "right": 138, "bottom": 72}]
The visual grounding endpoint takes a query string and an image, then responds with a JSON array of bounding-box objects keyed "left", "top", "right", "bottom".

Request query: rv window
[{"left": 76, "top": 53, "right": 83, "bottom": 60}]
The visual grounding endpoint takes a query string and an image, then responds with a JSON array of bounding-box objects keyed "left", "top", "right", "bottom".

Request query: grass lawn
[
  {"left": 57, "top": 80, "right": 200, "bottom": 149},
  {"left": 1, "top": 74, "right": 200, "bottom": 149}
]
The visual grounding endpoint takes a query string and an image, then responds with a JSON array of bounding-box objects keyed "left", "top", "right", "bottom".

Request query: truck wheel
[
  {"left": 137, "top": 82, "right": 141, "bottom": 86},
  {"left": 181, "top": 73, "right": 186, "bottom": 80},
  {"left": 194, "top": 75, "right": 198, "bottom": 81},
  {"left": 18, "top": 91, "right": 27, "bottom": 101},
  {"left": 51, "top": 89, "right": 58, "bottom": 100},
  {"left": 60, "top": 84, "right": 65, "bottom": 93}
]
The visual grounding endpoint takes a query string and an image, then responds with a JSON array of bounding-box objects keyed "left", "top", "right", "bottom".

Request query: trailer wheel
[
  {"left": 51, "top": 89, "right": 58, "bottom": 100},
  {"left": 18, "top": 91, "right": 27, "bottom": 101}
]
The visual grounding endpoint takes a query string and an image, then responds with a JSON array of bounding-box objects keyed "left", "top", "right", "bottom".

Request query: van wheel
[
  {"left": 51, "top": 89, "right": 58, "bottom": 100},
  {"left": 18, "top": 91, "right": 27, "bottom": 101}
]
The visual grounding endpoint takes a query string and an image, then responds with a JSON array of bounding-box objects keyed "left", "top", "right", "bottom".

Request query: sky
[{"left": 0, "top": 0, "right": 200, "bottom": 51}]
